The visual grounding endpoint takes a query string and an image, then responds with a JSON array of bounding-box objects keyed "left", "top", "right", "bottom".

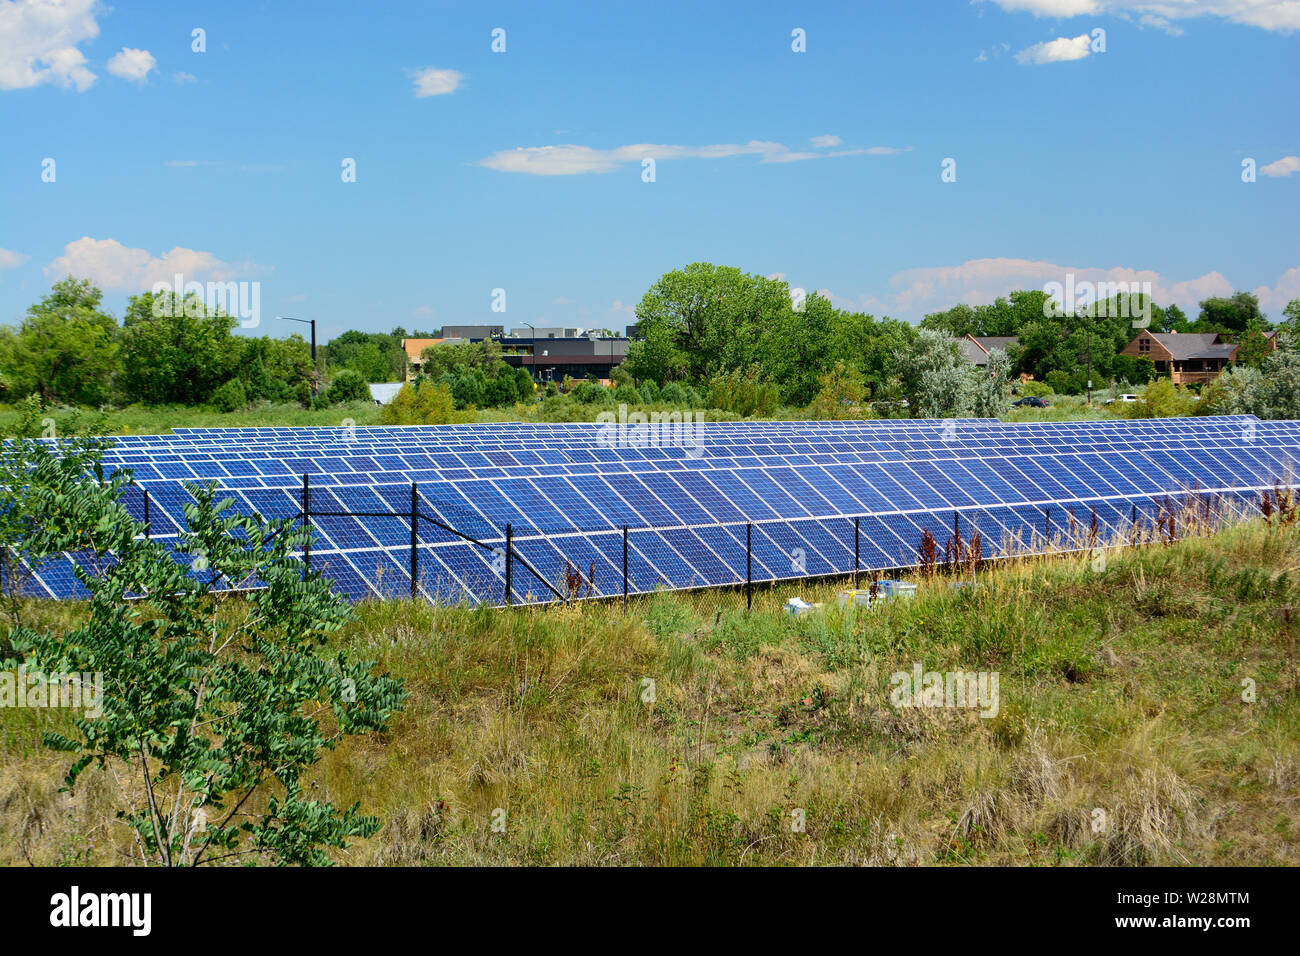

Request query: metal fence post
[
  {"left": 410, "top": 482, "right": 418, "bottom": 601},
  {"left": 854, "top": 516, "right": 860, "bottom": 589},
  {"left": 746, "top": 522, "right": 752, "bottom": 613},
  {"left": 302, "top": 474, "right": 310, "bottom": 572},
  {"left": 504, "top": 522, "right": 513, "bottom": 606},
  {"left": 143, "top": 487, "right": 151, "bottom": 540},
  {"left": 1044, "top": 507, "right": 1051, "bottom": 550},
  {"left": 622, "top": 526, "right": 629, "bottom": 609}
]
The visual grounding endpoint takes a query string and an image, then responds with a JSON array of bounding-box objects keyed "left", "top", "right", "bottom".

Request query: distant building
[
  {"left": 439, "top": 325, "right": 503, "bottom": 341},
  {"left": 368, "top": 382, "right": 403, "bottom": 405},
  {"left": 497, "top": 332, "right": 628, "bottom": 382},
  {"left": 508, "top": 327, "right": 580, "bottom": 339},
  {"left": 1119, "top": 330, "right": 1277, "bottom": 385},
  {"left": 401, "top": 336, "right": 465, "bottom": 380},
  {"left": 960, "top": 335, "right": 1019, "bottom": 367}
]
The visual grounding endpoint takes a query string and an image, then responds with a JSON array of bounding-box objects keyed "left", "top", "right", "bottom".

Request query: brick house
[{"left": 1119, "top": 330, "right": 1277, "bottom": 385}]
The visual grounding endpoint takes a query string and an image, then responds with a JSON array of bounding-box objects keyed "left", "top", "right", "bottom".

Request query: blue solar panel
[{"left": 9, "top": 416, "right": 1300, "bottom": 604}]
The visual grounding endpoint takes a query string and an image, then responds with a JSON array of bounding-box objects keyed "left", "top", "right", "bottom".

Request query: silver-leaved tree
[{"left": 1, "top": 434, "right": 406, "bottom": 866}]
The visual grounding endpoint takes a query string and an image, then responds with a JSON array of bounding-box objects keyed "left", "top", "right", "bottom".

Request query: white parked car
[{"left": 1105, "top": 394, "right": 1139, "bottom": 404}]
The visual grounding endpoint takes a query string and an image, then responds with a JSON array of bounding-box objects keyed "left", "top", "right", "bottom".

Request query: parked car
[
  {"left": 1012, "top": 396, "right": 1049, "bottom": 408},
  {"left": 1104, "top": 394, "right": 1139, "bottom": 405}
]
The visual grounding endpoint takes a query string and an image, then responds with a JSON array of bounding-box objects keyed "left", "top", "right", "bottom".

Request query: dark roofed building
[
  {"left": 1119, "top": 330, "right": 1276, "bottom": 385},
  {"left": 960, "top": 335, "right": 1018, "bottom": 367}
]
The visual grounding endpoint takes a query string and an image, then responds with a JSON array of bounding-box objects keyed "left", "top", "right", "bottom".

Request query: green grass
[
  {"left": 3, "top": 516, "right": 1297, "bottom": 866},
  {"left": 1002, "top": 393, "right": 1118, "bottom": 422},
  {"left": 0, "top": 400, "right": 387, "bottom": 436},
  {"left": 2, "top": 389, "right": 1127, "bottom": 437}
]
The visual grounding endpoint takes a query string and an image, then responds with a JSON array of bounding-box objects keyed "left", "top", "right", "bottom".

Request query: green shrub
[
  {"left": 379, "top": 381, "right": 457, "bottom": 425},
  {"left": 1118, "top": 378, "right": 1198, "bottom": 418},
  {"left": 210, "top": 377, "right": 248, "bottom": 412},
  {"left": 1043, "top": 369, "right": 1081, "bottom": 396},
  {"left": 659, "top": 381, "right": 688, "bottom": 405},
  {"left": 321, "top": 368, "right": 369, "bottom": 405}
]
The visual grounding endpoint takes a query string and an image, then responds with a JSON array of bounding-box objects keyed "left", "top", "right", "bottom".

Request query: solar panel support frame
[
  {"left": 854, "top": 516, "right": 860, "bottom": 588},
  {"left": 410, "top": 482, "right": 418, "bottom": 602},
  {"left": 746, "top": 522, "right": 753, "bottom": 613},
  {"left": 302, "top": 474, "right": 310, "bottom": 573},
  {"left": 504, "top": 522, "right": 513, "bottom": 606}
]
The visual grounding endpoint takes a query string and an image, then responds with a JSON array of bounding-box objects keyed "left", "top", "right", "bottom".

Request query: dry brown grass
[{"left": 2, "top": 513, "right": 1298, "bottom": 866}]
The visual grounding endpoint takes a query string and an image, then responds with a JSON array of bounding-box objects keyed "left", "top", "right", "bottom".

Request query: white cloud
[
  {"left": 1261, "top": 155, "right": 1300, "bottom": 177},
  {"left": 172, "top": 70, "right": 196, "bottom": 84},
  {"left": 106, "top": 46, "right": 155, "bottom": 83},
  {"left": 811, "top": 256, "right": 1299, "bottom": 320},
  {"left": 1137, "top": 13, "right": 1185, "bottom": 34},
  {"left": 0, "top": 248, "right": 29, "bottom": 270},
  {"left": 978, "top": 1, "right": 1299, "bottom": 33},
  {"left": 1015, "top": 33, "right": 1093, "bottom": 63},
  {"left": 1253, "top": 265, "right": 1300, "bottom": 311},
  {"left": 881, "top": 257, "right": 1238, "bottom": 316},
  {"left": 478, "top": 140, "right": 911, "bottom": 175},
  {"left": 810, "top": 134, "right": 842, "bottom": 147},
  {"left": 412, "top": 305, "right": 434, "bottom": 316},
  {"left": 44, "top": 237, "right": 263, "bottom": 290},
  {"left": 409, "top": 67, "right": 462, "bottom": 97},
  {"left": 0, "top": 0, "right": 99, "bottom": 91}
]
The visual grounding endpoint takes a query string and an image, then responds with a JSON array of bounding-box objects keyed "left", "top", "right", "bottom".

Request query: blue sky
[{"left": 1, "top": 0, "right": 1297, "bottom": 342}]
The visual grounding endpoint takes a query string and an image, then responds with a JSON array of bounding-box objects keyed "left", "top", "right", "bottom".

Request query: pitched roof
[
  {"left": 1147, "top": 332, "right": 1231, "bottom": 361},
  {"left": 961, "top": 335, "right": 1018, "bottom": 365}
]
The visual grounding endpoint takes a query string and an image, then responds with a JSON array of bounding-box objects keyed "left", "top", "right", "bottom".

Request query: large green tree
[
  {"left": 118, "top": 291, "right": 240, "bottom": 405},
  {"left": 0, "top": 277, "right": 119, "bottom": 405}
]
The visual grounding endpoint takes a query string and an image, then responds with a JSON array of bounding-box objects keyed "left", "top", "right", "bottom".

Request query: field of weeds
[{"left": 2, "top": 515, "right": 1297, "bottom": 866}]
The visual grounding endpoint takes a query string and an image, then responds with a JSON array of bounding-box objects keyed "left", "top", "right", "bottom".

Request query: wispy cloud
[
  {"left": 1016, "top": 33, "right": 1093, "bottom": 64},
  {"left": 0, "top": 0, "right": 99, "bottom": 91},
  {"left": 45, "top": 237, "right": 267, "bottom": 290},
  {"left": 977, "top": 1, "right": 1298, "bottom": 34},
  {"left": 812, "top": 256, "right": 1300, "bottom": 321},
  {"left": 0, "top": 248, "right": 29, "bottom": 270},
  {"left": 172, "top": 70, "right": 197, "bottom": 84},
  {"left": 1261, "top": 155, "right": 1300, "bottom": 177},
  {"left": 477, "top": 139, "right": 911, "bottom": 175},
  {"left": 408, "top": 67, "right": 462, "bottom": 97},
  {"left": 106, "top": 47, "right": 155, "bottom": 83}
]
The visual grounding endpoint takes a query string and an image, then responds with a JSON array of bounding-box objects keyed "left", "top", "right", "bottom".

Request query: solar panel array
[{"left": 11, "top": 415, "right": 1300, "bottom": 604}]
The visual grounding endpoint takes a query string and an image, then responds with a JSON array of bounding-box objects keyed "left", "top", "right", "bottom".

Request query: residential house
[{"left": 1119, "top": 330, "right": 1277, "bottom": 385}]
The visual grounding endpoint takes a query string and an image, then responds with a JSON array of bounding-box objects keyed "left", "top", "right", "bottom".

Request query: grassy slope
[
  {"left": 3, "top": 517, "right": 1296, "bottom": 866},
  {"left": 0, "top": 393, "right": 1122, "bottom": 437}
]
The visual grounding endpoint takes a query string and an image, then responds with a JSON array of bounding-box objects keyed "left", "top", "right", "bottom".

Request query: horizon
[{"left": 1, "top": 0, "right": 1297, "bottom": 343}]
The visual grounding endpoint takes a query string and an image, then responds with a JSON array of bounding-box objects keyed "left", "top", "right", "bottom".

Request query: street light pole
[
  {"left": 279, "top": 316, "right": 317, "bottom": 395},
  {"left": 522, "top": 322, "right": 536, "bottom": 382}
]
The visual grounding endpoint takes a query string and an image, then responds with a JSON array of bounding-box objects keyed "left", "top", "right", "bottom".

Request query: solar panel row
[{"left": 10, "top": 416, "right": 1297, "bottom": 605}]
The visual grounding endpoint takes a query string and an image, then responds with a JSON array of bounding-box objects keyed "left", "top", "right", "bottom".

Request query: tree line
[{"left": 3, "top": 269, "right": 1297, "bottom": 420}]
